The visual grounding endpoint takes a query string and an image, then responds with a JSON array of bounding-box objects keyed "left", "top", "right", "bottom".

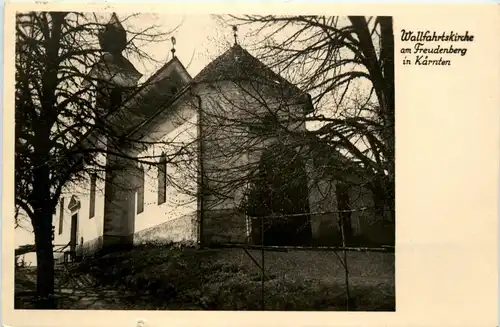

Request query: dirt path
[
  {"left": 16, "top": 267, "right": 202, "bottom": 309},
  {"left": 16, "top": 266, "right": 136, "bottom": 309}
]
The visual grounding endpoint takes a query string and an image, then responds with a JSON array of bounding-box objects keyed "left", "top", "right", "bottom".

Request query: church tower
[
  {"left": 91, "top": 13, "right": 142, "bottom": 112},
  {"left": 89, "top": 14, "right": 143, "bottom": 253}
]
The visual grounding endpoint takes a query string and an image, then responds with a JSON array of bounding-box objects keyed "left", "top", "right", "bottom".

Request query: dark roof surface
[
  {"left": 114, "top": 57, "right": 192, "bottom": 133},
  {"left": 98, "top": 53, "right": 142, "bottom": 78},
  {"left": 126, "top": 44, "right": 313, "bottom": 138},
  {"left": 192, "top": 44, "right": 304, "bottom": 97},
  {"left": 126, "top": 56, "right": 190, "bottom": 105}
]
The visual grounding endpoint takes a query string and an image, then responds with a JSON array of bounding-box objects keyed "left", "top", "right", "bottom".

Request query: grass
[
  {"left": 69, "top": 244, "right": 395, "bottom": 311},
  {"left": 15, "top": 244, "right": 394, "bottom": 310}
]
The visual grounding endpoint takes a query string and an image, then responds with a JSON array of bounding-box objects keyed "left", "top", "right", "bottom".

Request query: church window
[
  {"left": 249, "top": 114, "right": 278, "bottom": 134},
  {"left": 89, "top": 173, "right": 97, "bottom": 218},
  {"left": 158, "top": 154, "right": 167, "bottom": 205},
  {"left": 137, "top": 165, "right": 145, "bottom": 214},
  {"left": 58, "top": 198, "right": 65, "bottom": 235},
  {"left": 109, "top": 87, "right": 123, "bottom": 110}
]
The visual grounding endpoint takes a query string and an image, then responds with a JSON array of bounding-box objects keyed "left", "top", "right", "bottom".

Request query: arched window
[
  {"left": 246, "top": 144, "right": 312, "bottom": 246},
  {"left": 157, "top": 153, "right": 167, "bottom": 205},
  {"left": 89, "top": 173, "right": 97, "bottom": 218},
  {"left": 109, "top": 87, "right": 124, "bottom": 110},
  {"left": 58, "top": 198, "right": 65, "bottom": 235},
  {"left": 136, "top": 164, "right": 145, "bottom": 214}
]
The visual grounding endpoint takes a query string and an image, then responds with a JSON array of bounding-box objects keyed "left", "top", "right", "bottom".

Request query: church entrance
[
  {"left": 67, "top": 195, "right": 81, "bottom": 262},
  {"left": 246, "top": 144, "right": 312, "bottom": 246},
  {"left": 70, "top": 213, "right": 78, "bottom": 255}
]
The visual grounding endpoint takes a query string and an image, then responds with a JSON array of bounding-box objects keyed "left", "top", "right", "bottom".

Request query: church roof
[
  {"left": 192, "top": 43, "right": 305, "bottom": 98},
  {"left": 127, "top": 57, "right": 190, "bottom": 115},
  {"left": 109, "top": 56, "right": 192, "bottom": 135},
  {"left": 141, "top": 56, "right": 191, "bottom": 92},
  {"left": 124, "top": 55, "right": 190, "bottom": 103},
  {"left": 75, "top": 56, "right": 191, "bottom": 154},
  {"left": 125, "top": 44, "right": 314, "bottom": 139}
]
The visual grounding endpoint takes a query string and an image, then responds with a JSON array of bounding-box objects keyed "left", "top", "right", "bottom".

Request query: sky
[{"left": 119, "top": 13, "right": 251, "bottom": 81}]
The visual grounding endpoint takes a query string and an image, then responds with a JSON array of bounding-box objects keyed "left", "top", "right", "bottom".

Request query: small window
[
  {"left": 137, "top": 165, "right": 145, "bottom": 214},
  {"left": 58, "top": 198, "right": 65, "bottom": 235},
  {"left": 249, "top": 114, "right": 277, "bottom": 134},
  {"left": 157, "top": 154, "right": 167, "bottom": 205},
  {"left": 262, "top": 114, "right": 277, "bottom": 129},
  {"left": 89, "top": 173, "right": 97, "bottom": 218},
  {"left": 109, "top": 87, "right": 123, "bottom": 109}
]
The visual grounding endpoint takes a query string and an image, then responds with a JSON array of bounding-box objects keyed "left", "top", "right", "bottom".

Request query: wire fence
[{"left": 208, "top": 211, "right": 394, "bottom": 311}]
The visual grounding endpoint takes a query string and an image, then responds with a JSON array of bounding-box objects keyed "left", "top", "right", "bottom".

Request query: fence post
[{"left": 339, "top": 216, "right": 351, "bottom": 310}]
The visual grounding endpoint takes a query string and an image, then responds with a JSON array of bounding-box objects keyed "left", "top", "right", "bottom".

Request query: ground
[{"left": 15, "top": 244, "right": 395, "bottom": 310}]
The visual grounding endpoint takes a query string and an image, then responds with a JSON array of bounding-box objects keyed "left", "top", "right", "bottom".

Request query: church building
[{"left": 52, "top": 14, "right": 393, "bottom": 262}]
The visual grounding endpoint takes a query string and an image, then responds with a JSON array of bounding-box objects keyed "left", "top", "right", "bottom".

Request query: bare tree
[
  {"left": 15, "top": 11, "right": 185, "bottom": 308},
  {"left": 225, "top": 15, "right": 394, "bottom": 228},
  {"left": 239, "top": 16, "right": 392, "bottom": 218}
]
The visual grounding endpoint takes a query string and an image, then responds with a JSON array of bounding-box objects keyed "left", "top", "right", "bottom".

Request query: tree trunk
[
  {"left": 385, "top": 178, "right": 395, "bottom": 245},
  {"left": 379, "top": 18, "right": 395, "bottom": 219},
  {"left": 32, "top": 210, "right": 56, "bottom": 309},
  {"left": 31, "top": 146, "right": 57, "bottom": 308}
]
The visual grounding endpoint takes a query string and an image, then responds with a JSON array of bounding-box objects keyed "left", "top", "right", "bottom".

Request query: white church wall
[
  {"left": 196, "top": 80, "right": 379, "bottom": 246},
  {"left": 53, "top": 149, "right": 108, "bottom": 259},
  {"left": 132, "top": 101, "right": 199, "bottom": 245},
  {"left": 199, "top": 82, "right": 309, "bottom": 202},
  {"left": 195, "top": 83, "right": 251, "bottom": 243},
  {"left": 196, "top": 82, "right": 312, "bottom": 244}
]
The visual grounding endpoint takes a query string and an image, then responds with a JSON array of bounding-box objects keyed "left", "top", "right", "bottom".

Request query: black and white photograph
[{"left": 14, "top": 10, "right": 395, "bottom": 311}]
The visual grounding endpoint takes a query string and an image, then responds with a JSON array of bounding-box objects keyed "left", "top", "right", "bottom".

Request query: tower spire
[
  {"left": 232, "top": 25, "right": 238, "bottom": 45},
  {"left": 99, "top": 12, "right": 127, "bottom": 55},
  {"left": 171, "top": 36, "right": 176, "bottom": 59}
]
